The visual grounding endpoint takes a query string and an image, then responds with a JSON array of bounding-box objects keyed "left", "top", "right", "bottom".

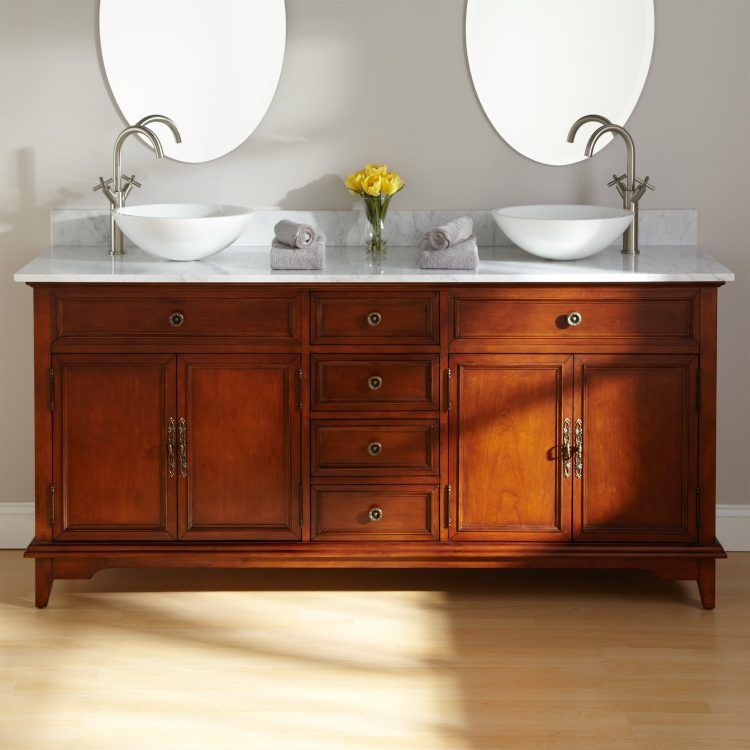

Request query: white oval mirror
[
  {"left": 99, "top": 0, "right": 286, "bottom": 163},
  {"left": 466, "top": 0, "right": 654, "bottom": 166}
]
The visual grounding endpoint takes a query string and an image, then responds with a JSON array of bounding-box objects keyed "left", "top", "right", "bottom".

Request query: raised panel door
[
  {"left": 52, "top": 354, "right": 177, "bottom": 540},
  {"left": 450, "top": 355, "right": 573, "bottom": 541},
  {"left": 573, "top": 355, "right": 698, "bottom": 542},
  {"left": 178, "top": 355, "right": 301, "bottom": 540}
]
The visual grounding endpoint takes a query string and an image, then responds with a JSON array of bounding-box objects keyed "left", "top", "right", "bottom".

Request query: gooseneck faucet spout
[
  {"left": 585, "top": 124, "right": 639, "bottom": 255},
  {"left": 566, "top": 114, "right": 612, "bottom": 144},
  {"left": 94, "top": 115, "right": 181, "bottom": 256},
  {"left": 135, "top": 114, "right": 183, "bottom": 145}
]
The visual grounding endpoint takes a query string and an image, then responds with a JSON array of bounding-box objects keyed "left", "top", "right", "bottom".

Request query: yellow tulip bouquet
[{"left": 345, "top": 164, "right": 405, "bottom": 255}]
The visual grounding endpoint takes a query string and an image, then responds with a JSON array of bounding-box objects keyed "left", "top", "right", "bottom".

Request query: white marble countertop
[{"left": 14, "top": 245, "right": 734, "bottom": 284}]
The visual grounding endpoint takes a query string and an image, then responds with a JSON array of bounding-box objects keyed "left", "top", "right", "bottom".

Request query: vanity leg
[
  {"left": 35, "top": 559, "right": 54, "bottom": 609},
  {"left": 697, "top": 559, "right": 716, "bottom": 610}
]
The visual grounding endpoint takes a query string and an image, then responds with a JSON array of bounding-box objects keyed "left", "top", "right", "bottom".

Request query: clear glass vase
[{"left": 362, "top": 196, "right": 388, "bottom": 264}]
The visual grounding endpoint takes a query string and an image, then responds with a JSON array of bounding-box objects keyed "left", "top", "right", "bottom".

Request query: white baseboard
[
  {"left": 0, "top": 502, "right": 34, "bottom": 549},
  {"left": 1, "top": 501, "right": 749, "bottom": 551},
  {"left": 716, "top": 504, "right": 750, "bottom": 552}
]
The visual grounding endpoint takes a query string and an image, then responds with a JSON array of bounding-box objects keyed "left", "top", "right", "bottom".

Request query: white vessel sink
[
  {"left": 493, "top": 205, "right": 634, "bottom": 261},
  {"left": 114, "top": 203, "right": 253, "bottom": 261}
]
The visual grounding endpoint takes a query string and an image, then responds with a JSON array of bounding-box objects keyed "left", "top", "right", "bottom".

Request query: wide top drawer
[
  {"left": 55, "top": 290, "right": 302, "bottom": 342},
  {"left": 311, "top": 292, "right": 439, "bottom": 344},
  {"left": 450, "top": 289, "right": 699, "bottom": 346}
]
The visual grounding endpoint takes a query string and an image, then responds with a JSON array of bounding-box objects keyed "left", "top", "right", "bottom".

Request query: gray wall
[{"left": 1, "top": 0, "right": 748, "bottom": 506}]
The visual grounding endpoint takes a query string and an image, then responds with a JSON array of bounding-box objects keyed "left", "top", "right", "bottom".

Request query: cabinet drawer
[
  {"left": 311, "top": 355, "right": 440, "bottom": 411},
  {"left": 56, "top": 292, "right": 301, "bottom": 342},
  {"left": 312, "top": 485, "right": 439, "bottom": 541},
  {"left": 451, "top": 290, "right": 698, "bottom": 345},
  {"left": 312, "top": 292, "right": 439, "bottom": 344},
  {"left": 311, "top": 420, "right": 438, "bottom": 476}
]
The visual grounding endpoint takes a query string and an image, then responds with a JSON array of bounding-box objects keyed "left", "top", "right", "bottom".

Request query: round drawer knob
[
  {"left": 169, "top": 312, "right": 185, "bottom": 328},
  {"left": 367, "top": 441, "right": 383, "bottom": 456},
  {"left": 367, "top": 311, "right": 382, "bottom": 327},
  {"left": 368, "top": 375, "right": 383, "bottom": 391},
  {"left": 567, "top": 311, "right": 583, "bottom": 327},
  {"left": 368, "top": 506, "right": 383, "bottom": 522}
]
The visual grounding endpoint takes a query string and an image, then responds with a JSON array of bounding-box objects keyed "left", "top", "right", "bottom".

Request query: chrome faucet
[
  {"left": 94, "top": 114, "right": 182, "bottom": 256},
  {"left": 567, "top": 115, "right": 654, "bottom": 255}
]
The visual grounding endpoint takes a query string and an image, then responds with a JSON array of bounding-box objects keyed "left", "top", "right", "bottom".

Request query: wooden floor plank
[{"left": 1, "top": 551, "right": 748, "bottom": 750}]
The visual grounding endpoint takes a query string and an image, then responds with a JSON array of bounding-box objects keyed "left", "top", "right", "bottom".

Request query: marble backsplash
[{"left": 51, "top": 208, "right": 698, "bottom": 248}]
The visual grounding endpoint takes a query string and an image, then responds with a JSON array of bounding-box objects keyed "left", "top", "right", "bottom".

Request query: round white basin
[
  {"left": 114, "top": 203, "right": 253, "bottom": 261},
  {"left": 493, "top": 205, "right": 634, "bottom": 261}
]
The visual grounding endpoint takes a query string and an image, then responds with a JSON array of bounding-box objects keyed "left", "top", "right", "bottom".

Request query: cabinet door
[
  {"left": 178, "top": 355, "right": 301, "bottom": 540},
  {"left": 52, "top": 355, "right": 177, "bottom": 540},
  {"left": 449, "top": 355, "right": 573, "bottom": 541},
  {"left": 574, "top": 355, "right": 698, "bottom": 542}
]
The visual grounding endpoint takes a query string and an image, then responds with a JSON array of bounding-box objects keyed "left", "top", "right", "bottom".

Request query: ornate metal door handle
[
  {"left": 562, "top": 418, "right": 572, "bottom": 479},
  {"left": 167, "top": 417, "right": 176, "bottom": 478},
  {"left": 178, "top": 417, "right": 188, "bottom": 478},
  {"left": 574, "top": 419, "right": 583, "bottom": 479}
]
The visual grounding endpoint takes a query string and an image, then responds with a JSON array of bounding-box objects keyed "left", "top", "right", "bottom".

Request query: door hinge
[
  {"left": 49, "top": 368, "right": 55, "bottom": 412},
  {"left": 49, "top": 484, "right": 55, "bottom": 528},
  {"left": 696, "top": 486, "right": 701, "bottom": 529},
  {"left": 696, "top": 369, "right": 702, "bottom": 412},
  {"left": 446, "top": 368, "right": 452, "bottom": 412},
  {"left": 298, "top": 369, "right": 304, "bottom": 411},
  {"left": 446, "top": 484, "right": 452, "bottom": 528},
  {"left": 299, "top": 486, "right": 304, "bottom": 527}
]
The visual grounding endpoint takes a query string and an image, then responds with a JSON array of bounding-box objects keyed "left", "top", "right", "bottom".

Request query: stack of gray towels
[
  {"left": 271, "top": 220, "right": 326, "bottom": 270},
  {"left": 420, "top": 216, "right": 478, "bottom": 270}
]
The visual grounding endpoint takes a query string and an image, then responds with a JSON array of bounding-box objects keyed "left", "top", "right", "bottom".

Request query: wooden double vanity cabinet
[{"left": 23, "top": 274, "right": 728, "bottom": 608}]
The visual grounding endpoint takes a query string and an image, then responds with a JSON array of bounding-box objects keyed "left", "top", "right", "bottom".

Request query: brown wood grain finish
[
  {"left": 311, "top": 485, "right": 439, "bottom": 541},
  {"left": 311, "top": 354, "right": 440, "bottom": 411},
  {"left": 573, "top": 354, "right": 698, "bottom": 542},
  {"left": 52, "top": 354, "right": 177, "bottom": 540},
  {"left": 450, "top": 288, "right": 699, "bottom": 346},
  {"left": 25, "top": 282, "right": 725, "bottom": 608},
  {"left": 449, "top": 355, "right": 573, "bottom": 541},
  {"left": 311, "top": 420, "right": 438, "bottom": 476},
  {"left": 178, "top": 355, "right": 301, "bottom": 541},
  {"left": 311, "top": 291, "right": 439, "bottom": 344},
  {"left": 56, "top": 289, "right": 302, "bottom": 342}
]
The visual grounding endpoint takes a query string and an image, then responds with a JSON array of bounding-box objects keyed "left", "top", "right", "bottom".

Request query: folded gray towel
[
  {"left": 428, "top": 216, "right": 474, "bottom": 251},
  {"left": 420, "top": 235, "right": 478, "bottom": 270},
  {"left": 274, "top": 219, "right": 319, "bottom": 249},
  {"left": 271, "top": 240, "right": 325, "bottom": 270}
]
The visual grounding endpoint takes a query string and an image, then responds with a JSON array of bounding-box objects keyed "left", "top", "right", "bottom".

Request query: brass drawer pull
[
  {"left": 367, "top": 311, "right": 382, "bottom": 327},
  {"left": 367, "top": 441, "right": 383, "bottom": 456},
  {"left": 167, "top": 417, "right": 176, "bottom": 478},
  {"left": 574, "top": 419, "right": 583, "bottom": 479},
  {"left": 368, "top": 375, "right": 383, "bottom": 391},
  {"left": 169, "top": 311, "right": 185, "bottom": 328},
  {"left": 178, "top": 417, "right": 188, "bottom": 478},
  {"left": 368, "top": 506, "right": 383, "bottom": 522},
  {"left": 567, "top": 311, "right": 583, "bottom": 327}
]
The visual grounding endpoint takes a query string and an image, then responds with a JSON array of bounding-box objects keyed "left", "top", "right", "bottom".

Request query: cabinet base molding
[{"left": 26, "top": 540, "right": 726, "bottom": 610}]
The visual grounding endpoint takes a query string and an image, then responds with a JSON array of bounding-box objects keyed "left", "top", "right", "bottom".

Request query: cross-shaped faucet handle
[{"left": 607, "top": 173, "right": 655, "bottom": 203}]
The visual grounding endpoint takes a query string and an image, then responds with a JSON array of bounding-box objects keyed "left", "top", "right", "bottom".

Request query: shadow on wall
[
  {"left": 277, "top": 173, "right": 348, "bottom": 209},
  {"left": 0, "top": 148, "right": 80, "bottom": 502}
]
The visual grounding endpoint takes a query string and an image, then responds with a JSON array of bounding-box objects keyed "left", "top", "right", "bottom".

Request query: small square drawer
[
  {"left": 311, "top": 420, "right": 438, "bottom": 476},
  {"left": 311, "top": 292, "right": 439, "bottom": 344},
  {"left": 312, "top": 485, "right": 439, "bottom": 541},
  {"left": 450, "top": 289, "right": 698, "bottom": 346},
  {"left": 55, "top": 290, "right": 302, "bottom": 342},
  {"left": 311, "top": 355, "right": 440, "bottom": 412}
]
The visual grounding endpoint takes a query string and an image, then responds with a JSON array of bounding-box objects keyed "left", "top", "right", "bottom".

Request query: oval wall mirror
[
  {"left": 466, "top": 0, "right": 654, "bottom": 166},
  {"left": 99, "top": 0, "right": 286, "bottom": 163}
]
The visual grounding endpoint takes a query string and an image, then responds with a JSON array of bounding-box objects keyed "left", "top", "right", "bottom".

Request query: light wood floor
[{"left": 1, "top": 552, "right": 749, "bottom": 750}]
